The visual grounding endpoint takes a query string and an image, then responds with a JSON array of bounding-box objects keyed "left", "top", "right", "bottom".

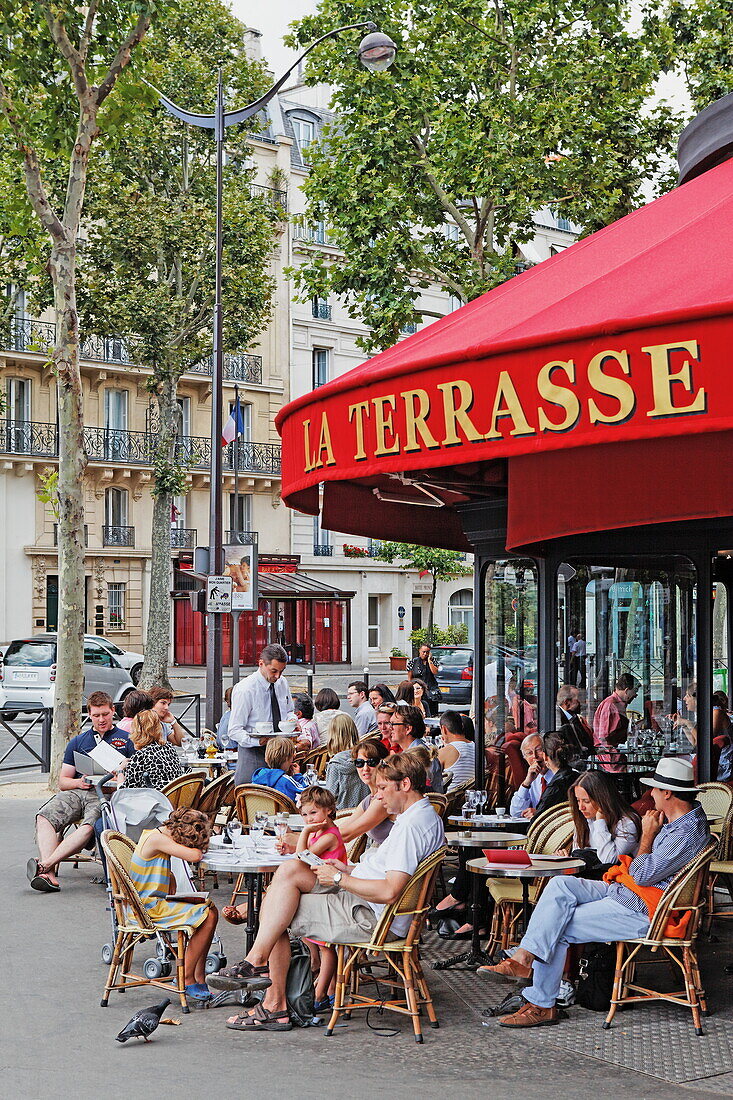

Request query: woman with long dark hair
[
  {"left": 565, "top": 770, "right": 641, "bottom": 865},
  {"left": 369, "top": 683, "right": 396, "bottom": 710}
]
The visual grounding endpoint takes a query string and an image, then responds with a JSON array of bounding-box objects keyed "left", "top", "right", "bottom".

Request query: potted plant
[{"left": 390, "top": 647, "right": 408, "bottom": 671}]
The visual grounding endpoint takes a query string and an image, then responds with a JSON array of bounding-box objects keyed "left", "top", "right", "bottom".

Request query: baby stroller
[{"left": 96, "top": 775, "right": 226, "bottom": 977}]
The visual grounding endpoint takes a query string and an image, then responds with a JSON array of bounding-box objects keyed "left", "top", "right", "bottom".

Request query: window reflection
[{"left": 483, "top": 559, "right": 538, "bottom": 745}]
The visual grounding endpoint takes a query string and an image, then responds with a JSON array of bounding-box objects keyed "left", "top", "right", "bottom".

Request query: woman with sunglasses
[{"left": 337, "top": 739, "right": 394, "bottom": 847}]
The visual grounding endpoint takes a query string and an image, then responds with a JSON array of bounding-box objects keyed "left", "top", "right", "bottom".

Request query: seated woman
[
  {"left": 395, "top": 679, "right": 433, "bottom": 718},
  {"left": 127, "top": 807, "right": 219, "bottom": 1004},
  {"left": 560, "top": 770, "right": 641, "bottom": 875},
  {"left": 369, "top": 682, "right": 396, "bottom": 711},
  {"left": 117, "top": 689, "right": 154, "bottom": 733},
  {"left": 337, "top": 739, "right": 394, "bottom": 848},
  {"left": 322, "top": 714, "right": 368, "bottom": 809},
  {"left": 252, "top": 736, "right": 309, "bottom": 801},
  {"left": 313, "top": 687, "right": 344, "bottom": 746},
  {"left": 123, "top": 711, "right": 188, "bottom": 789},
  {"left": 292, "top": 692, "right": 320, "bottom": 751},
  {"left": 530, "top": 731, "right": 579, "bottom": 819}
]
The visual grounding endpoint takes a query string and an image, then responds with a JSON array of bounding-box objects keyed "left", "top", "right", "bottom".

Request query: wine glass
[
  {"left": 228, "top": 819, "right": 243, "bottom": 846},
  {"left": 275, "top": 812, "right": 289, "bottom": 844},
  {"left": 251, "top": 811, "right": 268, "bottom": 853},
  {"left": 463, "top": 790, "right": 477, "bottom": 820}
]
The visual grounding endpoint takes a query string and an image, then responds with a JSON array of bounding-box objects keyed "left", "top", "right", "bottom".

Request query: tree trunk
[
  {"left": 139, "top": 377, "right": 177, "bottom": 691},
  {"left": 49, "top": 240, "right": 87, "bottom": 783}
]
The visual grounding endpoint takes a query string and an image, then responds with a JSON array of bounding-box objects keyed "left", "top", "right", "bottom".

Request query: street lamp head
[{"left": 358, "top": 30, "right": 397, "bottom": 72}]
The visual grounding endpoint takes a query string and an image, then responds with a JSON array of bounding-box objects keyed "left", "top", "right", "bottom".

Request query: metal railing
[
  {"left": 0, "top": 709, "right": 51, "bottom": 773},
  {"left": 189, "top": 352, "right": 263, "bottom": 385},
  {"left": 103, "top": 525, "right": 135, "bottom": 547},
  {"left": 2, "top": 318, "right": 55, "bottom": 354},
  {"left": 250, "top": 183, "right": 288, "bottom": 212},
  {"left": 313, "top": 544, "right": 333, "bottom": 556},
  {"left": 170, "top": 528, "right": 196, "bottom": 549},
  {"left": 294, "top": 222, "right": 336, "bottom": 246},
  {"left": 226, "top": 530, "right": 258, "bottom": 545},
  {"left": 311, "top": 300, "right": 332, "bottom": 321},
  {"left": 0, "top": 420, "right": 281, "bottom": 476}
]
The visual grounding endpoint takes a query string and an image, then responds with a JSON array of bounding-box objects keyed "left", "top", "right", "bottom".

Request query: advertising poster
[{"left": 224, "top": 542, "right": 258, "bottom": 611}]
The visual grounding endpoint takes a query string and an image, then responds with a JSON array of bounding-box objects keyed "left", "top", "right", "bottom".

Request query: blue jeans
[{"left": 520, "top": 876, "right": 650, "bottom": 1008}]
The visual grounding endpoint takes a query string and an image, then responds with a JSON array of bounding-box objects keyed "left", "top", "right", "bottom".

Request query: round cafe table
[
  {"left": 432, "top": 831, "right": 525, "bottom": 972},
  {"left": 467, "top": 856, "right": 585, "bottom": 938},
  {"left": 448, "top": 813, "right": 530, "bottom": 833},
  {"left": 203, "top": 849, "right": 290, "bottom": 952}
]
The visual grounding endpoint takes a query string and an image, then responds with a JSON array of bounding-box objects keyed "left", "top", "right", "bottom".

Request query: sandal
[
  {"left": 226, "top": 1002, "right": 292, "bottom": 1032},
  {"left": 222, "top": 905, "right": 247, "bottom": 927},
  {"left": 207, "top": 960, "right": 271, "bottom": 991},
  {"left": 27, "top": 858, "right": 60, "bottom": 893}
]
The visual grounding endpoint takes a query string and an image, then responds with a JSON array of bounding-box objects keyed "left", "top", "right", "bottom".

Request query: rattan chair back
[
  {"left": 161, "top": 772, "right": 207, "bottom": 809},
  {"left": 369, "top": 847, "right": 447, "bottom": 947},
  {"left": 102, "top": 830, "right": 155, "bottom": 931},
  {"left": 346, "top": 833, "right": 368, "bottom": 864},
  {"left": 525, "top": 804, "right": 572, "bottom": 851},
  {"left": 426, "top": 792, "right": 448, "bottom": 819},
  {"left": 196, "top": 771, "right": 234, "bottom": 820},
  {"left": 645, "top": 838, "right": 718, "bottom": 943},
  {"left": 535, "top": 808, "right": 574, "bottom": 854},
  {"left": 234, "top": 783, "right": 297, "bottom": 825},
  {"left": 302, "top": 744, "right": 329, "bottom": 778},
  {"left": 696, "top": 782, "right": 733, "bottom": 823}
]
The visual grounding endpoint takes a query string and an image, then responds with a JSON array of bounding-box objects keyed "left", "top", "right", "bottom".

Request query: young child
[{"left": 278, "top": 785, "right": 347, "bottom": 1013}]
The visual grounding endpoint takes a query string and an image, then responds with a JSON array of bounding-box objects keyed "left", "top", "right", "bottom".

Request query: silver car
[{"left": 0, "top": 634, "right": 134, "bottom": 714}]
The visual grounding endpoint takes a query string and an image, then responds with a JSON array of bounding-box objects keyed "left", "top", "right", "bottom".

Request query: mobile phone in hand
[{"left": 297, "top": 851, "right": 325, "bottom": 868}]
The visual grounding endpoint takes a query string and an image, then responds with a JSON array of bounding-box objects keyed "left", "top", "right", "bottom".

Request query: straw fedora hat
[{"left": 640, "top": 757, "right": 699, "bottom": 794}]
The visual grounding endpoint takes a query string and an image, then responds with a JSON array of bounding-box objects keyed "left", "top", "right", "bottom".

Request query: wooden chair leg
[
  {"left": 603, "top": 941, "right": 625, "bottom": 1030},
  {"left": 689, "top": 949, "right": 708, "bottom": 1015},
  {"left": 326, "top": 944, "right": 346, "bottom": 1036},
  {"left": 101, "top": 931, "right": 126, "bottom": 1007},
  {"left": 682, "top": 946, "right": 704, "bottom": 1035},
  {"left": 403, "top": 952, "right": 423, "bottom": 1043},
  {"left": 176, "top": 931, "right": 190, "bottom": 1014},
  {"left": 413, "top": 954, "right": 439, "bottom": 1028}
]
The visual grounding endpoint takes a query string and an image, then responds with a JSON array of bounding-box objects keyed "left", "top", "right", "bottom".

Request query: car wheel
[{"left": 131, "top": 664, "right": 143, "bottom": 685}]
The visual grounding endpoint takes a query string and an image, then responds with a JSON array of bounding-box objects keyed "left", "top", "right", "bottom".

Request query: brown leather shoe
[
  {"left": 477, "top": 958, "right": 532, "bottom": 982},
  {"left": 498, "top": 1001, "right": 559, "bottom": 1028}
]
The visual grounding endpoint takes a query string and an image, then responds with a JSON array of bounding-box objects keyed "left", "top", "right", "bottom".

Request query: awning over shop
[
  {"left": 257, "top": 572, "right": 354, "bottom": 600},
  {"left": 277, "top": 157, "right": 733, "bottom": 550}
]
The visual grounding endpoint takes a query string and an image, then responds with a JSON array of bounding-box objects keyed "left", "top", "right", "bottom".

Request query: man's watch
[{"left": 332, "top": 871, "right": 343, "bottom": 888}]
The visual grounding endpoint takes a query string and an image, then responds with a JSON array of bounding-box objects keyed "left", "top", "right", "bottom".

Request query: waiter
[{"left": 228, "top": 644, "right": 293, "bottom": 785}]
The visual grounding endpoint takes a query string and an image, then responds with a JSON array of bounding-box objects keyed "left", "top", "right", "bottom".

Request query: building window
[
  {"left": 171, "top": 495, "right": 186, "bottom": 528},
  {"left": 312, "top": 348, "right": 330, "bottom": 388},
  {"left": 313, "top": 515, "right": 332, "bottom": 555},
  {"left": 291, "top": 115, "right": 316, "bottom": 155},
  {"left": 105, "top": 486, "right": 128, "bottom": 528},
  {"left": 229, "top": 492, "right": 253, "bottom": 536},
  {"left": 368, "top": 595, "right": 380, "bottom": 649},
  {"left": 5, "top": 377, "right": 31, "bottom": 452},
  {"left": 228, "top": 399, "right": 252, "bottom": 442},
  {"left": 556, "top": 215, "right": 572, "bottom": 231},
  {"left": 449, "top": 588, "right": 474, "bottom": 644},
  {"left": 108, "top": 582, "right": 126, "bottom": 631},
  {"left": 312, "top": 297, "right": 332, "bottom": 321}
]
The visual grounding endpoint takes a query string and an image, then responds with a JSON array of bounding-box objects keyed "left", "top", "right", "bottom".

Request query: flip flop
[
  {"left": 226, "top": 1002, "right": 292, "bottom": 1032},
  {"left": 27, "top": 858, "right": 60, "bottom": 892}
]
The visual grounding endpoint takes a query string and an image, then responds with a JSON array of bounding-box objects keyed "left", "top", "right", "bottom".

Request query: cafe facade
[{"left": 276, "top": 96, "right": 733, "bottom": 783}]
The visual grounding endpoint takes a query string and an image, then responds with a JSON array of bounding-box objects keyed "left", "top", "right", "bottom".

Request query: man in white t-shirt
[{"left": 210, "top": 753, "right": 445, "bottom": 1031}]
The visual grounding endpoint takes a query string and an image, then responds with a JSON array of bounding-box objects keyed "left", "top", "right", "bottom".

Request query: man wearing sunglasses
[{"left": 389, "top": 704, "right": 444, "bottom": 792}]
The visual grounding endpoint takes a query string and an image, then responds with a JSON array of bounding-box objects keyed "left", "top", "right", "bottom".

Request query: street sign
[
  {"left": 397, "top": 605, "right": 406, "bottom": 617},
  {"left": 206, "top": 575, "right": 232, "bottom": 613}
]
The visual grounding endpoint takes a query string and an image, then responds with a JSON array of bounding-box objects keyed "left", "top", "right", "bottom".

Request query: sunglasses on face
[
  {"left": 354, "top": 758, "right": 377, "bottom": 768},
  {"left": 389, "top": 721, "right": 405, "bottom": 728}
]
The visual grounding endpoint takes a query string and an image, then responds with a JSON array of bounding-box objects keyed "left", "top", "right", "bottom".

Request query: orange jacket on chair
[{"left": 603, "top": 855, "right": 692, "bottom": 939}]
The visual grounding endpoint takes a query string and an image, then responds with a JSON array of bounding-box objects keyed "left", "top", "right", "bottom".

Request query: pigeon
[{"left": 116, "top": 999, "right": 171, "bottom": 1043}]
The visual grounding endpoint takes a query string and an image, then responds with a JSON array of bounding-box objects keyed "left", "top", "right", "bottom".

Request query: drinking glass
[
  {"left": 251, "top": 811, "right": 268, "bottom": 852},
  {"left": 275, "top": 812, "right": 289, "bottom": 842},
  {"left": 228, "top": 820, "right": 243, "bottom": 845},
  {"left": 463, "top": 790, "right": 477, "bottom": 819}
]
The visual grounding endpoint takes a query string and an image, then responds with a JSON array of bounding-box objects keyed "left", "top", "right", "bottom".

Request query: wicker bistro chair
[
  {"left": 705, "top": 796, "right": 733, "bottom": 928},
  {"left": 160, "top": 772, "right": 207, "bottom": 809},
  {"left": 484, "top": 805, "right": 574, "bottom": 958},
  {"left": 302, "top": 744, "right": 329, "bottom": 779},
  {"left": 196, "top": 771, "right": 235, "bottom": 824},
  {"left": 426, "top": 792, "right": 449, "bottom": 819},
  {"left": 696, "top": 782, "right": 733, "bottom": 832},
  {"left": 100, "top": 830, "right": 193, "bottom": 1013},
  {"left": 325, "top": 847, "right": 448, "bottom": 1043},
  {"left": 603, "top": 838, "right": 719, "bottom": 1035}
]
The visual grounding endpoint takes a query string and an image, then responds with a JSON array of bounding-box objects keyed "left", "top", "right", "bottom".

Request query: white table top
[
  {"left": 467, "top": 856, "right": 585, "bottom": 878},
  {"left": 448, "top": 814, "right": 528, "bottom": 827},
  {"left": 445, "top": 831, "right": 526, "bottom": 848}
]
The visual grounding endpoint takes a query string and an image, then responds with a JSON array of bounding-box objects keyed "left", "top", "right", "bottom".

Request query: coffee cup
[
  {"left": 495, "top": 806, "right": 507, "bottom": 818},
  {"left": 278, "top": 719, "right": 298, "bottom": 735},
  {"left": 255, "top": 722, "right": 273, "bottom": 736}
]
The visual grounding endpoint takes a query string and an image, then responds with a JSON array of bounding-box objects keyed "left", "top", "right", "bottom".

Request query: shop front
[{"left": 276, "top": 99, "right": 733, "bottom": 782}]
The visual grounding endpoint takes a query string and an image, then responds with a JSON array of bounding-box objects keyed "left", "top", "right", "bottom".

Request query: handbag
[
  {"left": 570, "top": 848, "right": 613, "bottom": 881},
  {"left": 575, "top": 941, "right": 615, "bottom": 1011}
]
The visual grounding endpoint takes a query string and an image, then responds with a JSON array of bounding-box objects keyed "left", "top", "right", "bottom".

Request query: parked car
[
  {"left": 0, "top": 635, "right": 134, "bottom": 716},
  {"left": 83, "top": 634, "right": 144, "bottom": 685},
  {"left": 431, "top": 646, "right": 474, "bottom": 705}
]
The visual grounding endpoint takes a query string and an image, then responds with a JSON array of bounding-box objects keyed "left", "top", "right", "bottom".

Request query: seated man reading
[
  {"left": 480, "top": 757, "right": 710, "bottom": 1027},
  {"left": 27, "top": 691, "right": 133, "bottom": 892},
  {"left": 208, "top": 752, "right": 445, "bottom": 1031}
]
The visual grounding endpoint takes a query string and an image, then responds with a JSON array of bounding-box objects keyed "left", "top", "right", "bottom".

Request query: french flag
[{"left": 222, "top": 397, "right": 245, "bottom": 446}]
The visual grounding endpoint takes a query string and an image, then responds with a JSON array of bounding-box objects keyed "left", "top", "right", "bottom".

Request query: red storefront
[{"left": 276, "top": 98, "right": 733, "bottom": 782}]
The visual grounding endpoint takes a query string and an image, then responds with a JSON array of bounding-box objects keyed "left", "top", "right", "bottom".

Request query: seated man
[
  {"left": 481, "top": 757, "right": 710, "bottom": 1027},
  {"left": 389, "top": 704, "right": 444, "bottom": 793},
  {"left": 209, "top": 753, "right": 445, "bottom": 1031},
  {"left": 509, "top": 733, "right": 557, "bottom": 820},
  {"left": 27, "top": 691, "right": 133, "bottom": 892}
]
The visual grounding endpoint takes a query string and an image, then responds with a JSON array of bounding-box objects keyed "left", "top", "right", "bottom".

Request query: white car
[
  {"left": 0, "top": 634, "right": 134, "bottom": 715},
  {"left": 84, "top": 634, "right": 145, "bottom": 685}
]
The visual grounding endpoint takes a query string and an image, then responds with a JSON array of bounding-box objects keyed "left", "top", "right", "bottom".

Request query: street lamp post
[{"left": 153, "top": 23, "right": 397, "bottom": 731}]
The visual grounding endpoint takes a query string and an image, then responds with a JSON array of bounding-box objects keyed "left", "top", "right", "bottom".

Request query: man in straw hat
[{"left": 481, "top": 757, "right": 710, "bottom": 1027}]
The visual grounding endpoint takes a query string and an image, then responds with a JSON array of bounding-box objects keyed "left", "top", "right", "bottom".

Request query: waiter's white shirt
[{"left": 228, "top": 668, "right": 293, "bottom": 749}]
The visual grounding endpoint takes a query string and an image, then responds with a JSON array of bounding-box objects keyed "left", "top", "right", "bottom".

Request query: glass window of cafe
[
  {"left": 483, "top": 559, "right": 538, "bottom": 743},
  {"left": 558, "top": 558, "right": 700, "bottom": 747}
]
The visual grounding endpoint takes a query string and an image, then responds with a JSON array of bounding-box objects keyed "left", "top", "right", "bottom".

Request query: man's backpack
[
  {"left": 575, "top": 941, "right": 616, "bottom": 1011},
  {"left": 286, "top": 937, "right": 317, "bottom": 1026}
]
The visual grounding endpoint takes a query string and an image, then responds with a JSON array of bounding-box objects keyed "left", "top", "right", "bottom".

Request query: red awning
[{"left": 277, "top": 158, "right": 733, "bottom": 550}]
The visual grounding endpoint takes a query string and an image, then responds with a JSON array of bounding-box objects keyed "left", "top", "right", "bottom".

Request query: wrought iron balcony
[
  {"left": 226, "top": 530, "right": 258, "bottom": 545},
  {"left": 250, "top": 183, "right": 288, "bottom": 213},
  {"left": 311, "top": 300, "right": 332, "bottom": 321},
  {"left": 103, "top": 525, "right": 135, "bottom": 548},
  {"left": 294, "top": 222, "right": 335, "bottom": 246},
  {"left": 188, "top": 353, "right": 263, "bottom": 385},
  {"left": 0, "top": 419, "right": 281, "bottom": 476},
  {"left": 170, "top": 527, "right": 196, "bottom": 549},
  {"left": 313, "top": 544, "right": 333, "bottom": 556},
  {"left": 3, "top": 319, "right": 55, "bottom": 354},
  {"left": 80, "top": 334, "right": 141, "bottom": 364}
]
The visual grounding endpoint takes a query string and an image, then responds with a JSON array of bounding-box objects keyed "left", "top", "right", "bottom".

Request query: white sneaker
[{"left": 556, "top": 979, "right": 576, "bottom": 1007}]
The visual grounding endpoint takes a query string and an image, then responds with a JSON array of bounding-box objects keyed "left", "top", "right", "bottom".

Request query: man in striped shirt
[{"left": 481, "top": 757, "right": 710, "bottom": 1027}]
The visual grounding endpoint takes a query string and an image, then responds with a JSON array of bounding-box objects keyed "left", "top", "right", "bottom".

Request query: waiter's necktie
[{"left": 269, "top": 682, "right": 281, "bottom": 732}]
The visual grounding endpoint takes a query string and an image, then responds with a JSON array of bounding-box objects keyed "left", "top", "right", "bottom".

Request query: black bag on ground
[
  {"left": 286, "top": 937, "right": 317, "bottom": 1026},
  {"left": 575, "top": 941, "right": 615, "bottom": 1011}
]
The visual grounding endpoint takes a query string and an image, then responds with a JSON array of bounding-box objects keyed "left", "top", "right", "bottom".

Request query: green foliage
[
  {"left": 410, "top": 624, "right": 470, "bottom": 649},
  {"left": 36, "top": 467, "right": 59, "bottom": 519},
  {"left": 390, "top": 646, "right": 407, "bottom": 657},
  {"left": 663, "top": 1, "right": 733, "bottom": 111},
  {"left": 376, "top": 542, "right": 472, "bottom": 580},
  {"left": 287, "top": 0, "right": 680, "bottom": 352}
]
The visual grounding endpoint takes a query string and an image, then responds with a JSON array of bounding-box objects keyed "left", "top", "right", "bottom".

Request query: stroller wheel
[
  {"left": 205, "top": 952, "right": 226, "bottom": 974},
  {"left": 143, "top": 957, "right": 164, "bottom": 980},
  {"left": 101, "top": 944, "right": 114, "bottom": 966},
  {"left": 160, "top": 961, "right": 173, "bottom": 978}
]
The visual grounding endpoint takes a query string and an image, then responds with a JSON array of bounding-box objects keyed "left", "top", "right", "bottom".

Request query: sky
[{"left": 228, "top": 0, "right": 317, "bottom": 77}]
